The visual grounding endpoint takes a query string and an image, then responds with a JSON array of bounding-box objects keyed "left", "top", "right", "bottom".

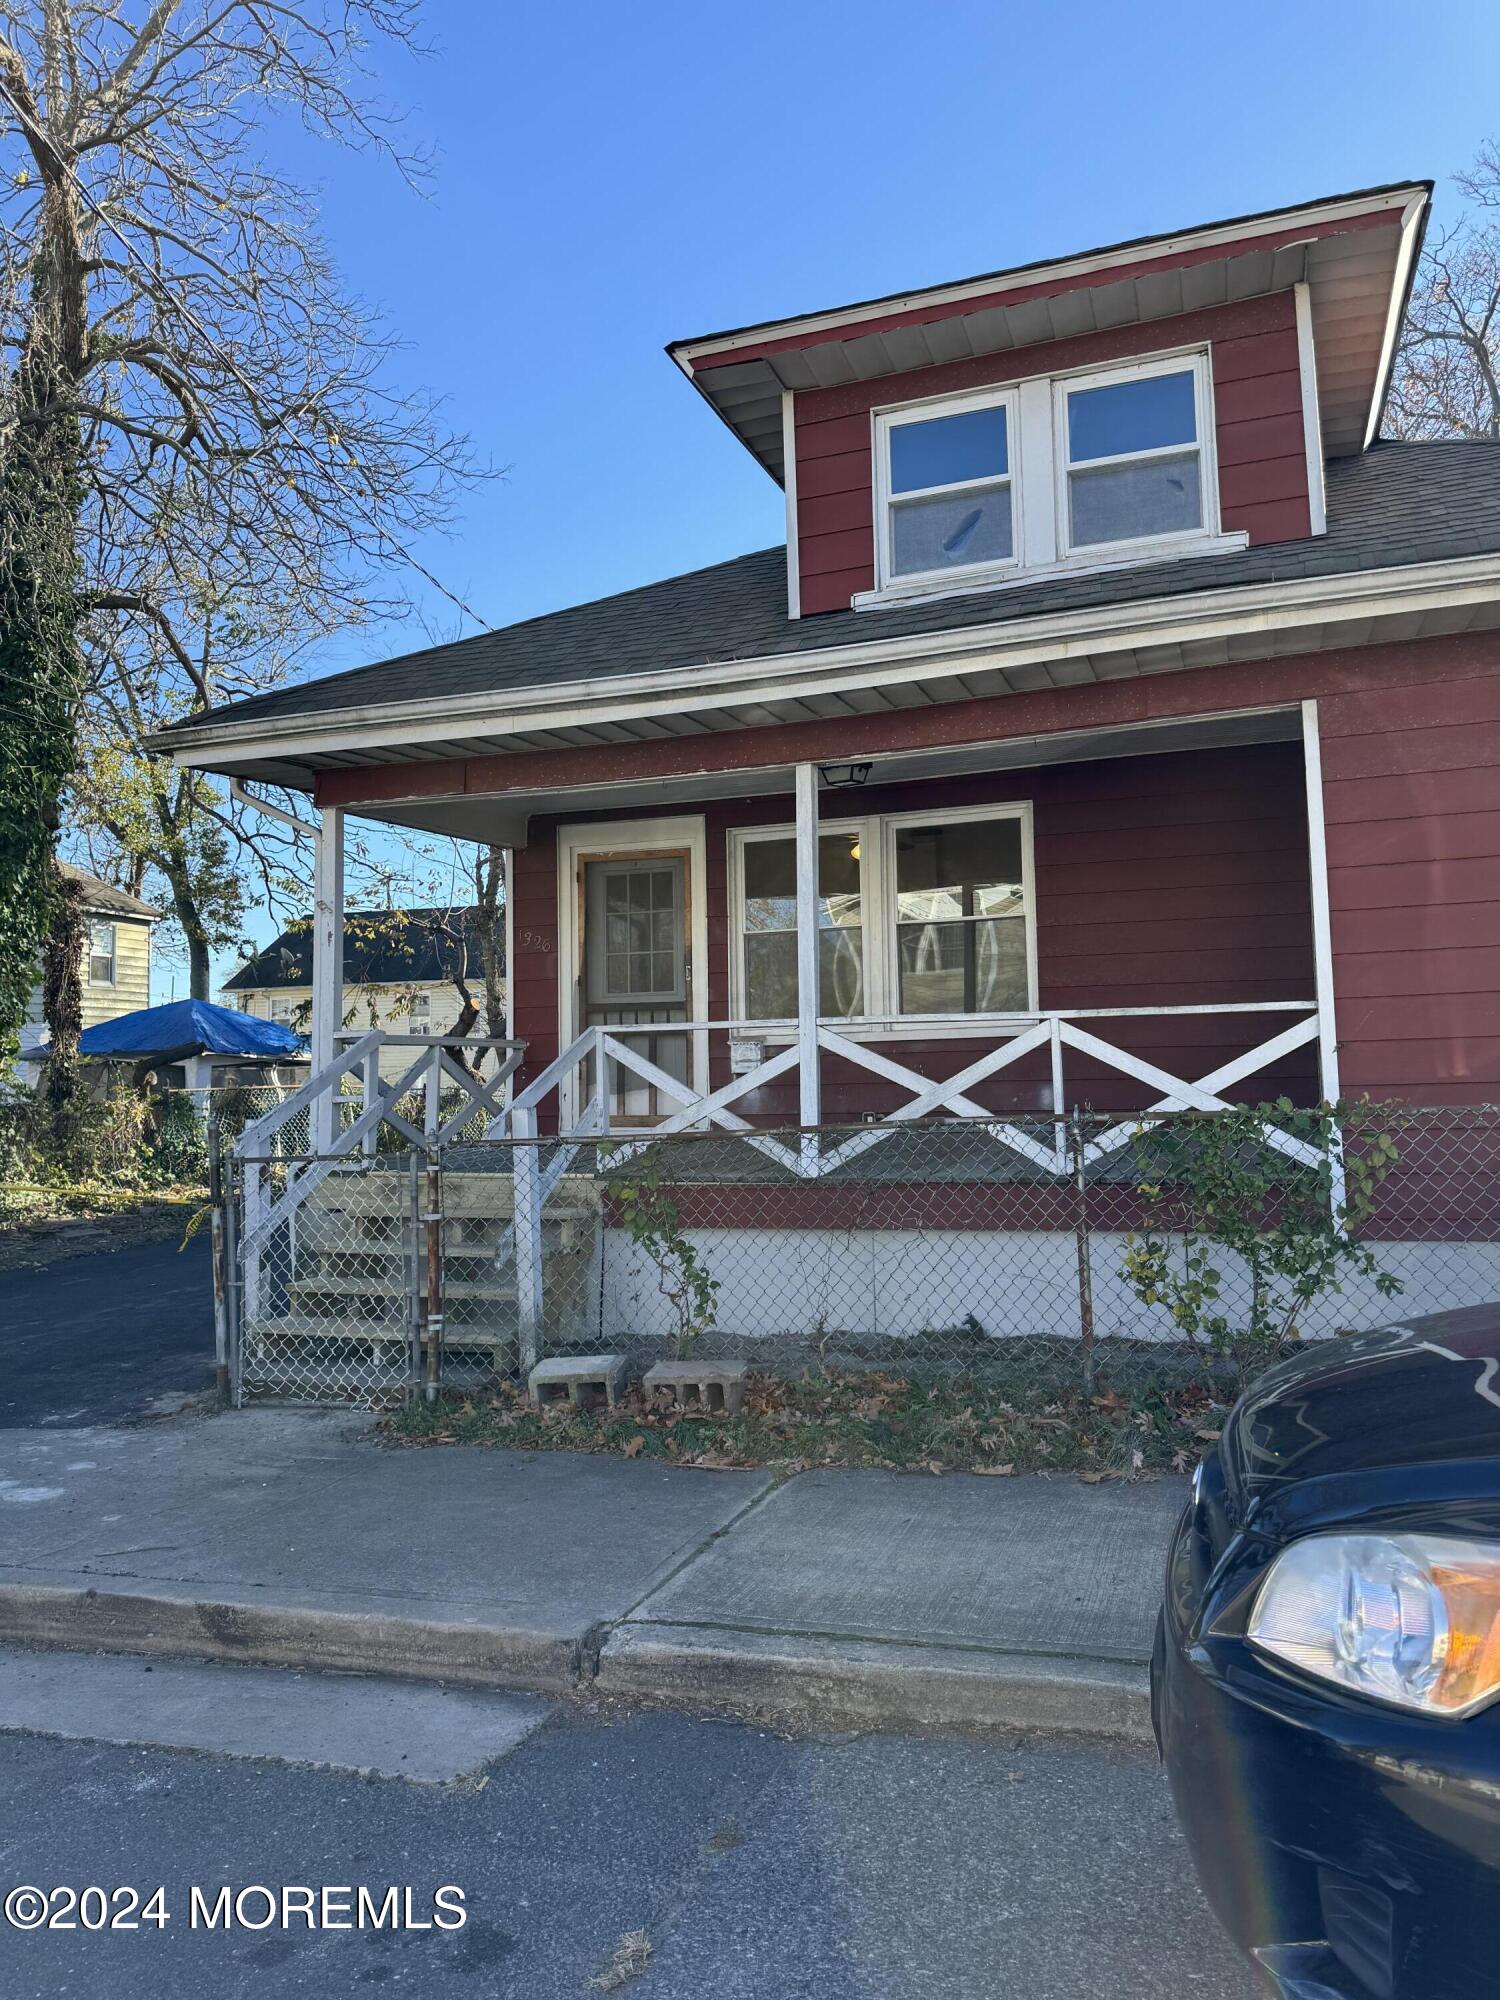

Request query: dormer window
[
  {"left": 865, "top": 346, "right": 1237, "bottom": 607},
  {"left": 1060, "top": 359, "right": 1205, "bottom": 553},
  {"left": 884, "top": 396, "right": 1016, "bottom": 582}
]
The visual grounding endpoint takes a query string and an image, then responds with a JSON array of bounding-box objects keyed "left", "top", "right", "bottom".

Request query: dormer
[{"left": 669, "top": 182, "right": 1430, "bottom": 617}]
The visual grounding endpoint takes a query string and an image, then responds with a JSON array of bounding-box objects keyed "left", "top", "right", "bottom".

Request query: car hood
[{"left": 1222, "top": 1307, "right": 1500, "bottom": 1517}]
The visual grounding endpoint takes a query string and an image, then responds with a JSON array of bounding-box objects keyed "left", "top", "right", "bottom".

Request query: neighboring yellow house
[
  {"left": 21, "top": 864, "right": 160, "bottom": 1045},
  {"left": 223, "top": 906, "right": 503, "bottom": 1082}
]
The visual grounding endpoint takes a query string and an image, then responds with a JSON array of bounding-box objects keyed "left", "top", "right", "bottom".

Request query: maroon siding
[
  {"left": 795, "top": 292, "right": 1311, "bottom": 614},
  {"left": 1321, "top": 657, "right": 1500, "bottom": 1104},
  {"left": 509, "top": 741, "right": 1316, "bottom": 1121}
]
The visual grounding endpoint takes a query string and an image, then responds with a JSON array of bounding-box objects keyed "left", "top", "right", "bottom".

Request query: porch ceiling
[{"left": 344, "top": 706, "right": 1302, "bottom": 846}]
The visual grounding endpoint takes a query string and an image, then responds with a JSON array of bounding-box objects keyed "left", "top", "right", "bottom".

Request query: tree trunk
[
  {"left": 187, "top": 931, "right": 212, "bottom": 1002},
  {"left": 41, "top": 859, "right": 85, "bottom": 1114},
  {"left": 0, "top": 62, "right": 90, "bottom": 1053}
]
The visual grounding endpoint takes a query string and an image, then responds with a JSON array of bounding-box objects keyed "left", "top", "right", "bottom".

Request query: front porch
[{"left": 294, "top": 699, "right": 1341, "bottom": 1168}]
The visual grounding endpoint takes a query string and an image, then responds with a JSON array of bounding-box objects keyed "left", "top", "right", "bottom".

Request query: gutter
[{"left": 153, "top": 550, "right": 1500, "bottom": 772}]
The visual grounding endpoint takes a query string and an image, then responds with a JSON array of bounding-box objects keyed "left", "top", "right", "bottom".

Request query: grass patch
[
  {"left": 0, "top": 1180, "right": 206, "bottom": 1269},
  {"left": 383, "top": 1369, "right": 1228, "bottom": 1477}
]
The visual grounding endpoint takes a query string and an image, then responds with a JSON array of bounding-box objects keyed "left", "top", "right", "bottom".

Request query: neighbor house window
[
  {"left": 729, "top": 804, "right": 1033, "bottom": 1026},
  {"left": 869, "top": 348, "right": 1222, "bottom": 601},
  {"left": 408, "top": 991, "right": 431, "bottom": 1031},
  {"left": 87, "top": 921, "right": 116, "bottom": 986},
  {"left": 877, "top": 393, "right": 1016, "bottom": 586},
  {"left": 268, "top": 993, "right": 295, "bottom": 1026},
  {"left": 1059, "top": 358, "right": 1205, "bottom": 553},
  {"left": 734, "top": 827, "right": 865, "bottom": 1020}
]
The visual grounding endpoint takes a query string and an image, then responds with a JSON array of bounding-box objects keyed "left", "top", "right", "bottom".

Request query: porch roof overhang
[
  {"left": 162, "top": 546, "right": 1500, "bottom": 843},
  {"left": 668, "top": 183, "right": 1430, "bottom": 478}
]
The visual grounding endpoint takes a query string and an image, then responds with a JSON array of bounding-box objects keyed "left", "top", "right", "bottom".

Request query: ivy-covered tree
[{"left": 0, "top": 0, "right": 482, "bottom": 1056}]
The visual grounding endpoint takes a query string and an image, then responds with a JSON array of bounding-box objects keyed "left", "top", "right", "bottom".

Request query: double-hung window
[
  {"left": 734, "top": 825, "right": 865, "bottom": 1022},
  {"left": 867, "top": 348, "right": 1226, "bottom": 604},
  {"left": 877, "top": 393, "right": 1016, "bottom": 589},
  {"left": 729, "top": 804, "right": 1034, "bottom": 1030},
  {"left": 1058, "top": 357, "right": 1206, "bottom": 554},
  {"left": 87, "top": 921, "right": 116, "bottom": 986}
]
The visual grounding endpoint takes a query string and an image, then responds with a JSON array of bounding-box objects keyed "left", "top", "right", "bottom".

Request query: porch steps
[{"left": 244, "top": 1169, "right": 602, "bottom": 1378}]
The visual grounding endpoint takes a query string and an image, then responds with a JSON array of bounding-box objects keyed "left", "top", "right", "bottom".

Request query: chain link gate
[{"left": 212, "top": 1105, "right": 1500, "bottom": 1412}]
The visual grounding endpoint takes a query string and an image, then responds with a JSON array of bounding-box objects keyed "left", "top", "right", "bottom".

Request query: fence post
[
  {"left": 1071, "top": 1109, "right": 1096, "bottom": 1395},
  {"left": 208, "top": 1122, "right": 230, "bottom": 1400},
  {"left": 422, "top": 1147, "right": 444, "bottom": 1404},
  {"left": 513, "top": 1111, "right": 544, "bottom": 1379}
]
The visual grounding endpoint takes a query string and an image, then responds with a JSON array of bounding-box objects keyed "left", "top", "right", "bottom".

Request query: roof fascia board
[
  {"left": 1364, "top": 193, "right": 1430, "bottom": 448},
  {"left": 163, "top": 552, "right": 1500, "bottom": 772},
  {"left": 670, "top": 187, "right": 1427, "bottom": 372}
]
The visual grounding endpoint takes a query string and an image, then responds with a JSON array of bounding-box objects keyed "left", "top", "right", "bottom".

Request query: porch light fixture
[{"left": 818, "top": 760, "right": 872, "bottom": 789}]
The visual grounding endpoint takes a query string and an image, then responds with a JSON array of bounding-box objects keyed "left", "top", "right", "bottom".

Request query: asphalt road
[
  {"left": 0, "top": 1668, "right": 1255, "bottom": 2000},
  {"left": 0, "top": 1235, "right": 215, "bottom": 1427}
]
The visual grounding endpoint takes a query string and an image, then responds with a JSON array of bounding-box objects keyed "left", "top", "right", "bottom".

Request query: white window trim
[
  {"left": 1054, "top": 349, "right": 1220, "bottom": 563},
  {"left": 87, "top": 921, "right": 116, "bottom": 987},
  {"left": 873, "top": 386, "right": 1021, "bottom": 596},
  {"left": 727, "top": 802, "right": 1037, "bottom": 1043},
  {"left": 857, "top": 343, "right": 1247, "bottom": 612}
]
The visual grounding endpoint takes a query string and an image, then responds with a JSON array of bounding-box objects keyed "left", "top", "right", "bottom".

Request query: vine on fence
[
  {"left": 600, "top": 1142, "right": 720, "bottom": 1359},
  {"left": 1121, "top": 1099, "right": 1402, "bottom": 1382}
]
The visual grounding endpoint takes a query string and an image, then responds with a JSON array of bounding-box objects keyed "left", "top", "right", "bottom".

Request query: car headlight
[{"left": 1247, "top": 1532, "right": 1500, "bottom": 1718}]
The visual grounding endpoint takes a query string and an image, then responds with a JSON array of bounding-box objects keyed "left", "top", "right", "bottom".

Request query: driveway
[{"left": 0, "top": 1235, "right": 215, "bottom": 1427}]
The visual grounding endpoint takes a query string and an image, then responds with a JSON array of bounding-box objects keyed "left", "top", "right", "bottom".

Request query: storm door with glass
[{"left": 580, "top": 854, "right": 690, "bottom": 1124}]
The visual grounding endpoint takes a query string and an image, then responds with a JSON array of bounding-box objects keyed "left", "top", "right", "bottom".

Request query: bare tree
[
  {"left": 0, "top": 0, "right": 484, "bottom": 1048},
  {"left": 1389, "top": 145, "right": 1500, "bottom": 441}
]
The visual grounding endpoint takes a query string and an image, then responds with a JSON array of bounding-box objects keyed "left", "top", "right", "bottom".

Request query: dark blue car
[{"left": 1153, "top": 1306, "right": 1500, "bottom": 2000}]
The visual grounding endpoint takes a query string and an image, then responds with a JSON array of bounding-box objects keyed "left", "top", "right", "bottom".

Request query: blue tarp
[{"left": 79, "top": 998, "right": 305, "bottom": 1060}]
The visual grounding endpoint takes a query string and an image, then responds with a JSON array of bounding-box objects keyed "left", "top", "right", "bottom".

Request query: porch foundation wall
[{"left": 594, "top": 1228, "right": 1500, "bottom": 1349}]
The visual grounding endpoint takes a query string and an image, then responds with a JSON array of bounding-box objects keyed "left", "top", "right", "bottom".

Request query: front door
[{"left": 578, "top": 850, "right": 694, "bottom": 1125}]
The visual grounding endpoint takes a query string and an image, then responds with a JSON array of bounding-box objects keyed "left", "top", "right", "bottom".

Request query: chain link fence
[{"left": 220, "top": 1103, "right": 1500, "bottom": 1409}]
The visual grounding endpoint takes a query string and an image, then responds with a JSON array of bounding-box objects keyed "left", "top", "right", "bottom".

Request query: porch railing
[{"left": 503, "top": 1002, "right": 1327, "bottom": 1179}]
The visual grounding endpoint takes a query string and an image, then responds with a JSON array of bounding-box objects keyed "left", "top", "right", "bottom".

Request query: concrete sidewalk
[{"left": 0, "top": 1412, "right": 1184, "bottom": 1740}]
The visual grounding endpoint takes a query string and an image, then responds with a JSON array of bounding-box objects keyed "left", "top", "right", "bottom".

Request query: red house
[{"left": 166, "top": 180, "right": 1500, "bottom": 1368}]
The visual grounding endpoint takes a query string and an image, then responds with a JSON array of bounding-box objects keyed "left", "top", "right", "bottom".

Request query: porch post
[
  {"left": 794, "top": 762, "right": 821, "bottom": 1168},
  {"left": 311, "top": 804, "right": 344, "bottom": 1151},
  {"left": 1300, "top": 701, "right": 1340, "bottom": 1106}
]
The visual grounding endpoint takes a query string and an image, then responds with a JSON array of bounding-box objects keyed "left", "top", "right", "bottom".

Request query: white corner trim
[
  {"left": 1295, "top": 282, "right": 1328, "bottom": 536},
  {"left": 782, "top": 391, "right": 801, "bottom": 620},
  {"left": 1300, "top": 699, "right": 1340, "bottom": 1103}
]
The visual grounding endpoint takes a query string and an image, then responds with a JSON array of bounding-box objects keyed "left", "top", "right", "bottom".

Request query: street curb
[
  {"left": 0, "top": 1586, "right": 1155, "bottom": 1742},
  {"left": 0, "top": 1584, "right": 584, "bottom": 1696},
  {"left": 595, "top": 1621, "right": 1154, "bottom": 1741}
]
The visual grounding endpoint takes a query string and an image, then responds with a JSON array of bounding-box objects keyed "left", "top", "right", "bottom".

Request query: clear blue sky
[{"left": 188, "top": 0, "right": 1500, "bottom": 997}]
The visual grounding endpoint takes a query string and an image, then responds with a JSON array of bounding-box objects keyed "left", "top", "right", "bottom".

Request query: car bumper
[{"left": 1153, "top": 1510, "right": 1500, "bottom": 2000}]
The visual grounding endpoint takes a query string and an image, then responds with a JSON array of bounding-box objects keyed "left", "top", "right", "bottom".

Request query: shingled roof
[
  {"left": 172, "top": 440, "right": 1500, "bottom": 737},
  {"left": 60, "top": 862, "right": 160, "bottom": 921}
]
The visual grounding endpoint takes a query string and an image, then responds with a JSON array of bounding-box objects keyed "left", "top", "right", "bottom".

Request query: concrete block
[
  {"left": 642, "top": 1359, "right": 748, "bottom": 1417},
  {"left": 528, "top": 1353, "right": 628, "bottom": 1411}
]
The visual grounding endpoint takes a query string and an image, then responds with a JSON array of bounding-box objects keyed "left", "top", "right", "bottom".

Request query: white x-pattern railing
[{"left": 500, "top": 1002, "right": 1326, "bottom": 1179}]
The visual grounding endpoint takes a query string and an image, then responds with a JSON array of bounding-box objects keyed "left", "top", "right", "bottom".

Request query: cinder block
[
  {"left": 642, "top": 1360, "right": 748, "bottom": 1418},
  {"left": 527, "top": 1354, "right": 628, "bottom": 1412}
]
